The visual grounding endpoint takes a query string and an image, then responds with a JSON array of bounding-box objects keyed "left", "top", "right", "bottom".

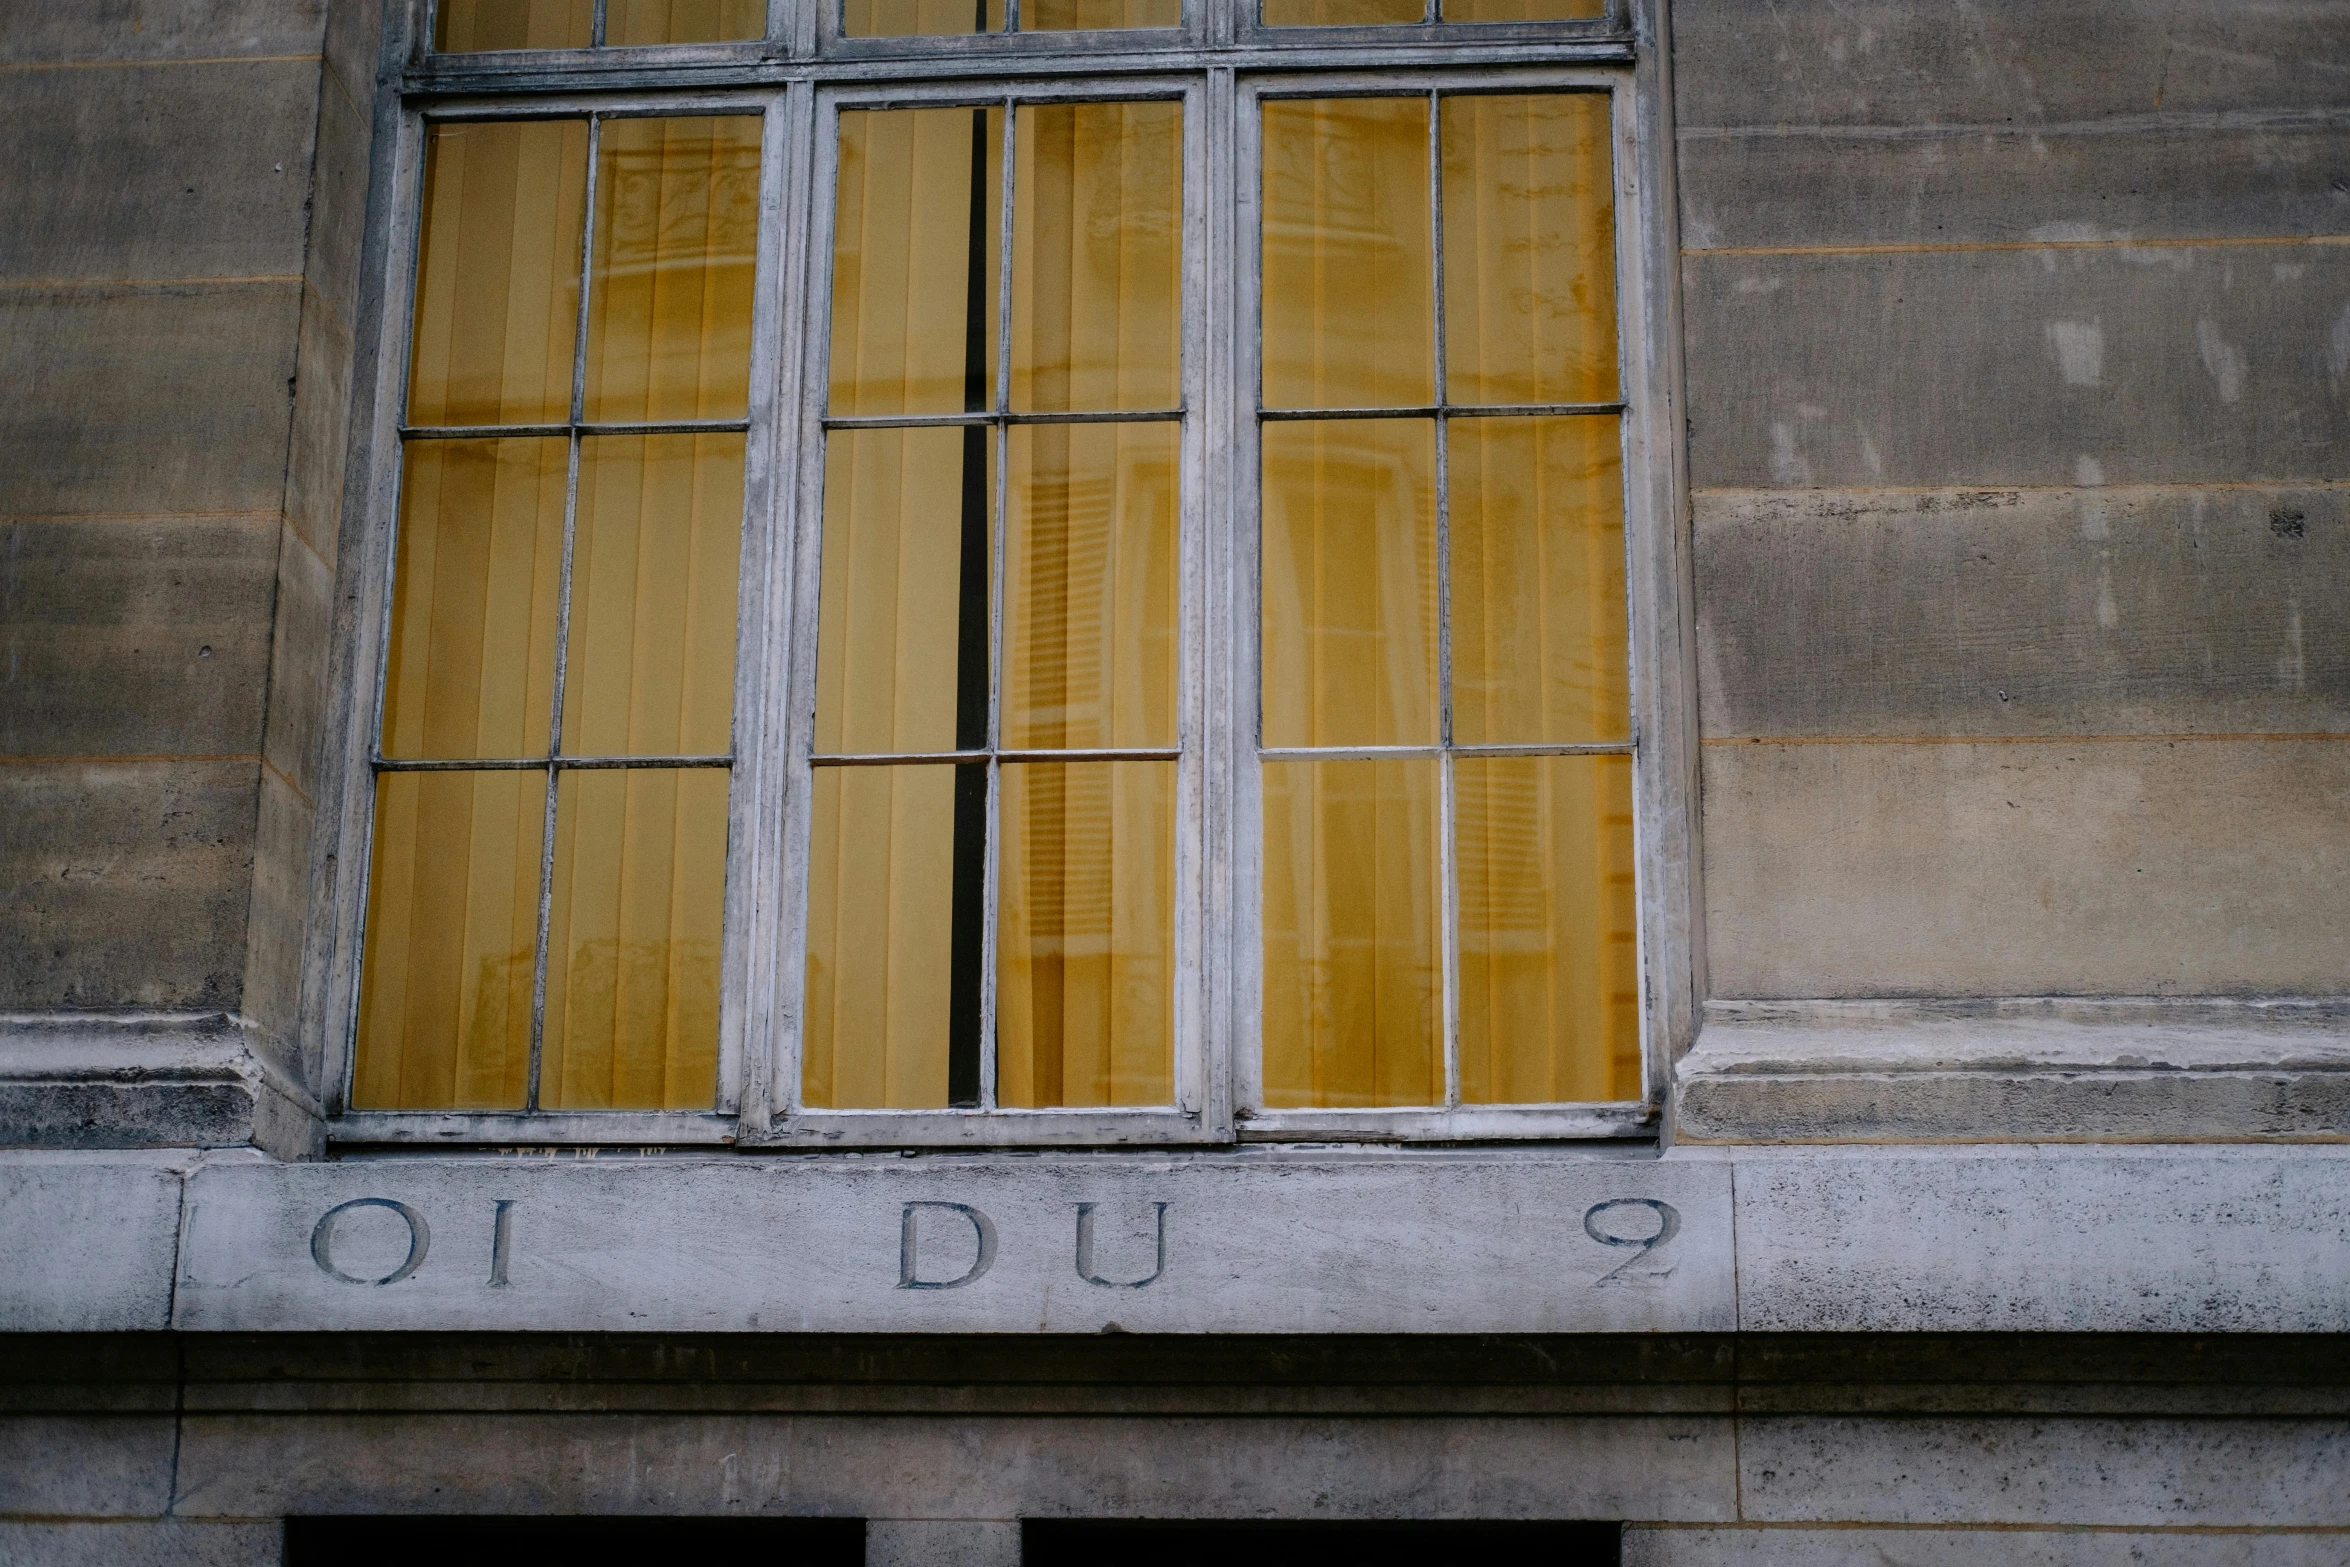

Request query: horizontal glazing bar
[
  {"left": 1258, "top": 402, "right": 1624, "bottom": 421},
  {"left": 375, "top": 754, "right": 734, "bottom": 771},
  {"left": 811, "top": 747, "right": 1181, "bottom": 766},
  {"left": 400, "top": 420, "right": 754, "bottom": 439},
  {"left": 820, "top": 409, "right": 1184, "bottom": 430},
  {"left": 1258, "top": 742, "right": 1632, "bottom": 760}
]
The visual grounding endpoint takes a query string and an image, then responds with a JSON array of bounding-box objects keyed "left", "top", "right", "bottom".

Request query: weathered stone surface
[
  {"left": 0, "top": 0, "right": 328, "bottom": 65},
  {"left": 1701, "top": 738, "right": 2350, "bottom": 998},
  {"left": 0, "top": 1156, "right": 180, "bottom": 1330},
  {"left": 170, "top": 1410, "right": 1737, "bottom": 1521},
  {"left": 0, "top": 1416, "right": 176, "bottom": 1516},
  {"left": 1737, "top": 1414, "right": 2350, "bottom": 1526},
  {"left": 321, "top": 0, "right": 387, "bottom": 130},
  {"left": 1624, "top": 1526, "right": 2350, "bottom": 1565},
  {"left": 1672, "top": 0, "right": 2350, "bottom": 129},
  {"left": 0, "top": 760, "right": 256, "bottom": 1010},
  {"left": 172, "top": 1156, "right": 1736, "bottom": 1333},
  {"left": 284, "top": 303, "right": 352, "bottom": 568},
  {"left": 867, "top": 1521, "right": 1021, "bottom": 1565},
  {"left": 0, "top": 516, "right": 280, "bottom": 759},
  {"left": 0, "top": 281, "right": 302, "bottom": 517},
  {"left": 301, "top": 57, "right": 375, "bottom": 342},
  {"left": 0, "top": 1522, "right": 281, "bottom": 1567},
  {"left": 257, "top": 524, "right": 330, "bottom": 795},
  {"left": 1682, "top": 244, "right": 2350, "bottom": 489},
  {"left": 0, "top": 60, "right": 320, "bottom": 283},
  {"left": 1680, "top": 124, "right": 2350, "bottom": 251},
  {"left": 236, "top": 765, "right": 315, "bottom": 1100},
  {"left": 1694, "top": 485, "right": 2350, "bottom": 739},
  {"left": 1731, "top": 1147, "right": 2350, "bottom": 1333}
]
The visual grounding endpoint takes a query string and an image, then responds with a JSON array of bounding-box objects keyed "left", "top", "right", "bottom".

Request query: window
[{"left": 323, "top": 0, "right": 1685, "bottom": 1147}]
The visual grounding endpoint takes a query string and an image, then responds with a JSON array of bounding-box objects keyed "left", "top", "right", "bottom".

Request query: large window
[{"left": 323, "top": 0, "right": 1682, "bottom": 1147}]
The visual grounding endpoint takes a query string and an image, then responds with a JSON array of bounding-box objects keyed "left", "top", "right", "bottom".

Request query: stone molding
[{"left": 0, "top": 1011, "right": 320, "bottom": 1160}]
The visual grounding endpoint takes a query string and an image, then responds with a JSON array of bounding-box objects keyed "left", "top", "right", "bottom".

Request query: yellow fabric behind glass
[
  {"left": 1442, "top": 93, "right": 1617, "bottom": 406},
  {"left": 1449, "top": 417, "right": 1627, "bottom": 745},
  {"left": 997, "top": 762, "right": 1174, "bottom": 1107},
  {"left": 435, "top": 0, "right": 594, "bottom": 50},
  {"left": 606, "top": 0, "right": 767, "bottom": 42},
  {"left": 1457, "top": 755, "right": 1638, "bottom": 1103},
  {"left": 1005, "top": 423, "right": 1178, "bottom": 751},
  {"left": 1261, "top": 98, "right": 1432, "bottom": 409},
  {"left": 803, "top": 765, "right": 959, "bottom": 1107},
  {"left": 815, "top": 427, "right": 986, "bottom": 755},
  {"left": 830, "top": 107, "right": 1003, "bottom": 413},
  {"left": 383, "top": 439, "right": 566, "bottom": 760},
  {"left": 844, "top": 0, "right": 1006, "bottom": 33},
  {"left": 541, "top": 768, "right": 728, "bottom": 1109},
  {"left": 1260, "top": 419, "right": 1436, "bottom": 748},
  {"left": 1261, "top": 0, "right": 1425, "bottom": 23},
  {"left": 1442, "top": 0, "right": 1603, "bottom": 17},
  {"left": 408, "top": 120, "right": 587, "bottom": 427},
  {"left": 564, "top": 434, "right": 744, "bottom": 758},
  {"left": 1027, "top": 0, "right": 1180, "bottom": 26},
  {"left": 585, "top": 115, "right": 760, "bottom": 424},
  {"left": 355, "top": 770, "right": 542, "bottom": 1109},
  {"left": 1262, "top": 758, "right": 1440, "bottom": 1107},
  {"left": 1012, "top": 102, "right": 1181, "bottom": 413}
]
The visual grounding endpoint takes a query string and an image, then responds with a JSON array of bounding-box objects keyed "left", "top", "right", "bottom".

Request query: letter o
[{"left": 310, "top": 1198, "right": 431, "bottom": 1286}]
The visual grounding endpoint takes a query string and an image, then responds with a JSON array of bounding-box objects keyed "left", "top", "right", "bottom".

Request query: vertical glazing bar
[
  {"left": 996, "top": 99, "right": 1017, "bottom": 419},
  {"left": 1427, "top": 92, "right": 1460, "bottom": 1106},
  {"left": 975, "top": 101, "right": 1020, "bottom": 1111},
  {"left": 592, "top": 0, "right": 609, "bottom": 46}
]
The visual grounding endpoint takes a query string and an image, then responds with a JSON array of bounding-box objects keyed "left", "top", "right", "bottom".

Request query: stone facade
[{"left": 2, "top": 0, "right": 2346, "bottom": 1560}]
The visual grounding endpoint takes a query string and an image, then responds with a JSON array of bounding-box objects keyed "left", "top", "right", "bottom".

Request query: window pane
[
  {"left": 1262, "top": 758, "right": 1441, "bottom": 1108},
  {"left": 383, "top": 439, "right": 566, "bottom": 761},
  {"left": 1260, "top": 419, "right": 1436, "bottom": 748},
  {"left": 803, "top": 765, "right": 966, "bottom": 1108},
  {"left": 1011, "top": 101, "right": 1182, "bottom": 412},
  {"left": 829, "top": 107, "right": 1003, "bottom": 413},
  {"left": 1448, "top": 416, "right": 1627, "bottom": 745},
  {"left": 1262, "top": 0, "right": 1425, "bottom": 23},
  {"left": 1457, "top": 755, "right": 1638, "bottom": 1103},
  {"left": 815, "top": 427, "right": 994, "bottom": 755},
  {"left": 1261, "top": 98, "right": 1433, "bottom": 409},
  {"left": 1441, "top": 0, "right": 1603, "bottom": 17},
  {"left": 584, "top": 116, "right": 761, "bottom": 424},
  {"left": 355, "top": 769, "right": 543, "bottom": 1110},
  {"left": 1025, "top": 0, "right": 1181, "bottom": 27},
  {"left": 435, "top": 0, "right": 594, "bottom": 51},
  {"left": 563, "top": 434, "right": 745, "bottom": 758},
  {"left": 541, "top": 768, "right": 728, "bottom": 1110},
  {"left": 606, "top": 0, "right": 767, "bottom": 42},
  {"left": 843, "top": 0, "right": 1007, "bottom": 34},
  {"left": 1005, "top": 422, "right": 1179, "bottom": 751},
  {"left": 408, "top": 120, "right": 587, "bottom": 427},
  {"left": 1442, "top": 93, "right": 1617, "bottom": 406},
  {"left": 998, "top": 762, "right": 1175, "bottom": 1107}
]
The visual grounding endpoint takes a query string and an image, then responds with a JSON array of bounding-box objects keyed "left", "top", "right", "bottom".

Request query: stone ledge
[
  {"left": 1676, "top": 998, "right": 2350, "bottom": 1142},
  {"left": 0, "top": 1011, "right": 321, "bottom": 1159}
]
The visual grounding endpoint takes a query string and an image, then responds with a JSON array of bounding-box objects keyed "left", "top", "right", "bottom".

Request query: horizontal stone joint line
[
  {"left": 1700, "top": 733, "right": 2350, "bottom": 747},
  {"left": 1685, "top": 235, "right": 2350, "bottom": 259}
]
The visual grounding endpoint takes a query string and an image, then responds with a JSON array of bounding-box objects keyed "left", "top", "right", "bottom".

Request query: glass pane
[
  {"left": 1457, "top": 755, "right": 1638, "bottom": 1103},
  {"left": 354, "top": 769, "right": 543, "bottom": 1110},
  {"left": 1449, "top": 417, "right": 1627, "bottom": 745},
  {"left": 1005, "top": 422, "right": 1179, "bottom": 751},
  {"left": 541, "top": 767, "right": 728, "bottom": 1110},
  {"left": 1261, "top": 98, "right": 1433, "bottom": 409},
  {"left": 815, "top": 427, "right": 995, "bottom": 755},
  {"left": 1011, "top": 100, "right": 1182, "bottom": 413},
  {"left": 584, "top": 115, "right": 761, "bottom": 424},
  {"left": 1261, "top": 758, "right": 1441, "bottom": 1108},
  {"left": 1262, "top": 0, "right": 1425, "bottom": 23},
  {"left": 829, "top": 107, "right": 1003, "bottom": 414},
  {"left": 1442, "top": 93, "right": 1618, "bottom": 406},
  {"left": 1026, "top": 0, "right": 1181, "bottom": 26},
  {"left": 1442, "top": 0, "right": 1604, "bottom": 16},
  {"left": 383, "top": 439, "right": 566, "bottom": 761},
  {"left": 1260, "top": 419, "right": 1436, "bottom": 748},
  {"left": 997, "top": 762, "right": 1175, "bottom": 1108},
  {"left": 408, "top": 120, "right": 587, "bottom": 427},
  {"left": 843, "top": 0, "right": 1006, "bottom": 34},
  {"left": 435, "top": 0, "right": 594, "bottom": 51},
  {"left": 803, "top": 765, "right": 965, "bottom": 1108},
  {"left": 606, "top": 0, "right": 768, "bottom": 42},
  {"left": 564, "top": 434, "right": 745, "bottom": 758}
]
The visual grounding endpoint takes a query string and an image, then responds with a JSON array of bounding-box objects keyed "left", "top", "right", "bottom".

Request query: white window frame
[{"left": 309, "top": 0, "right": 1693, "bottom": 1150}]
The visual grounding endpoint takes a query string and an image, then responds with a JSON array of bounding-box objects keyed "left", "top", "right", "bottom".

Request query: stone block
[
  {"left": 284, "top": 302, "right": 352, "bottom": 569},
  {"left": 867, "top": 1521, "right": 1020, "bottom": 1566},
  {"left": 1682, "top": 243, "right": 2350, "bottom": 489},
  {"left": 0, "top": 1156, "right": 181, "bottom": 1330},
  {"left": 323, "top": 0, "right": 388, "bottom": 125},
  {"left": 1693, "top": 485, "right": 2350, "bottom": 739},
  {"left": 0, "top": 281, "right": 302, "bottom": 517},
  {"left": 0, "top": 515, "right": 280, "bottom": 759},
  {"left": 0, "top": 1415, "right": 176, "bottom": 1517},
  {"left": 237, "top": 764, "right": 316, "bottom": 1096},
  {"left": 0, "top": 1522, "right": 282, "bottom": 1567},
  {"left": 1700, "top": 738, "right": 2350, "bottom": 997},
  {"left": 0, "top": 1, "right": 328, "bottom": 65},
  {"left": 0, "top": 760, "right": 256, "bottom": 1010},
  {"left": 1737, "top": 1414, "right": 2350, "bottom": 1526},
  {"left": 1672, "top": 0, "right": 2350, "bottom": 129},
  {"left": 1731, "top": 1147, "right": 2350, "bottom": 1333},
  {"left": 0, "top": 59, "right": 320, "bottom": 283},
  {"left": 259, "top": 523, "right": 332, "bottom": 796},
  {"left": 302, "top": 53, "right": 376, "bottom": 342},
  {"left": 1624, "top": 1526, "right": 2350, "bottom": 1565}
]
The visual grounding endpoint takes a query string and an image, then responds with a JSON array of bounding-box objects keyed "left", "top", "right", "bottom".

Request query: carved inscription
[
  {"left": 1582, "top": 1197, "right": 1681, "bottom": 1284},
  {"left": 897, "top": 1201, "right": 998, "bottom": 1290},
  {"left": 1074, "top": 1201, "right": 1169, "bottom": 1288},
  {"left": 310, "top": 1197, "right": 431, "bottom": 1286}
]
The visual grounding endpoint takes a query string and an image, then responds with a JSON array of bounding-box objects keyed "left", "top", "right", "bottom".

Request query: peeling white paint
[
  {"left": 2047, "top": 320, "right": 2103, "bottom": 386},
  {"left": 2195, "top": 319, "right": 2246, "bottom": 403}
]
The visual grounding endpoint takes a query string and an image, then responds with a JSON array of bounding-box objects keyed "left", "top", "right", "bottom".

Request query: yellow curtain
[
  {"left": 606, "top": 0, "right": 767, "bottom": 43},
  {"left": 1261, "top": 0, "right": 1425, "bottom": 24},
  {"left": 408, "top": 120, "right": 587, "bottom": 427},
  {"left": 843, "top": 0, "right": 1006, "bottom": 34},
  {"left": 435, "top": 0, "right": 594, "bottom": 51},
  {"left": 1442, "top": 0, "right": 1603, "bottom": 19},
  {"left": 1025, "top": 0, "right": 1180, "bottom": 27}
]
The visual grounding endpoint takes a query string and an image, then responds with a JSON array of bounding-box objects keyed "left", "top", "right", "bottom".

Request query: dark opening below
[
  {"left": 284, "top": 1516, "right": 864, "bottom": 1567},
  {"left": 1025, "top": 1520, "right": 1623, "bottom": 1565}
]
